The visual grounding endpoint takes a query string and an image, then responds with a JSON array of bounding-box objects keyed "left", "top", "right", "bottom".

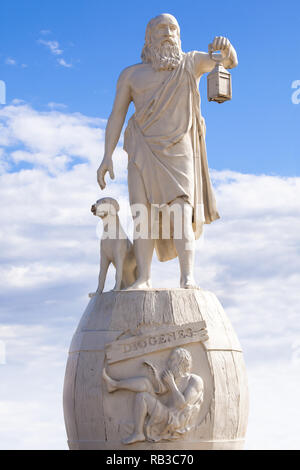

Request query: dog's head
[{"left": 91, "top": 197, "right": 120, "bottom": 219}]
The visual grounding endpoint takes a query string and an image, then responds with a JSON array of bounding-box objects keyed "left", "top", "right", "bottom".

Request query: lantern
[{"left": 207, "top": 44, "right": 232, "bottom": 103}]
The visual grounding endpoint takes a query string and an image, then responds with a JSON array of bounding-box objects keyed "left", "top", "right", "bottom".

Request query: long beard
[{"left": 142, "top": 42, "right": 183, "bottom": 71}]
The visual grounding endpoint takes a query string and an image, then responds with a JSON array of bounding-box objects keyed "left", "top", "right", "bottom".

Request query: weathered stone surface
[{"left": 63, "top": 288, "right": 248, "bottom": 450}]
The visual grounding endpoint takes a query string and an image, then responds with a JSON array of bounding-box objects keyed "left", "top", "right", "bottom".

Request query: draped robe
[{"left": 124, "top": 51, "right": 220, "bottom": 262}]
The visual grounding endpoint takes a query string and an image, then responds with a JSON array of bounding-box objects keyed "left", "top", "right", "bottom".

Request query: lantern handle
[{"left": 208, "top": 43, "right": 231, "bottom": 64}]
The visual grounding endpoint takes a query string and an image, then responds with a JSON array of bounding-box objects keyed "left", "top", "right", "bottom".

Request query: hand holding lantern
[{"left": 207, "top": 36, "right": 233, "bottom": 103}]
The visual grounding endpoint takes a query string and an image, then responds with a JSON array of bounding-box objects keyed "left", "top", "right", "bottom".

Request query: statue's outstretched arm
[{"left": 193, "top": 36, "right": 238, "bottom": 77}]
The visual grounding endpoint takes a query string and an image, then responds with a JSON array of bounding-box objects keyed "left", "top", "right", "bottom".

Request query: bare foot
[
  {"left": 122, "top": 432, "right": 146, "bottom": 445},
  {"left": 180, "top": 276, "right": 197, "bottom": 289},
  {"left": 102, "top": 368, "right": 118, "bottom": 393}
]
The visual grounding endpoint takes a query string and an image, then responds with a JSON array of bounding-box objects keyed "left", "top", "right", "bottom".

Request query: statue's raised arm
[{"left": 193, "top": 36, "right": 238, "bottom": 77}]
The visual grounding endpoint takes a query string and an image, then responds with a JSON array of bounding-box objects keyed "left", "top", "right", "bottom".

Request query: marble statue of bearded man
[{"left": 97, "top": 14, "right": 238, "bottom": 289}]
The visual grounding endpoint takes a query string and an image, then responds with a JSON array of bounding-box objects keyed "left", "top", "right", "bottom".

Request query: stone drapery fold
[{"left": 124, "top": 52, "right": 220, "bottom": 261}]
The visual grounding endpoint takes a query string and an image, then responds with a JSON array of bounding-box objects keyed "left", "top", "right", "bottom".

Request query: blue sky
[
  {"left": 1, "top": 0, "right": 300, "bottom": 175},
  {"left": 1, "top": 0, "right": 300, "bottom": 450}
]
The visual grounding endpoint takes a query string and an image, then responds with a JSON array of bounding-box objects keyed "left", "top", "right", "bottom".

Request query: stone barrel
[{"left": 63, "top": 288, "right": 249, "bottom": 450}]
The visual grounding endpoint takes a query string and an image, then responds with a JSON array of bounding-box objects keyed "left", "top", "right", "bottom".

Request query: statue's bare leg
[
  {"left": 123, "top": 392, "right": 157, "bottom": 445},
  {"left": 127, "top": 162, "right": 153, "bottom": 289},
  {"left": 102, "top": 368, "right": 118, "bottom": 392},
  {"left": 170, "top": 198, "right": 197, "bottom": 288},
  {"left": 102, "top": 368, "right": 155, "bottom": 394}
]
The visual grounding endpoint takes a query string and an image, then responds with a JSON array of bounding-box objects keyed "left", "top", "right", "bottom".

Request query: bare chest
[{"left": 130, "top": 66, "right": 172, "bottom": 105}]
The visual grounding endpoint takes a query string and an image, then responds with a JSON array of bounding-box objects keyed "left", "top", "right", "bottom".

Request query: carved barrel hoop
[{"left": 63, "top": 288, "right": 248, "bottom": 450}]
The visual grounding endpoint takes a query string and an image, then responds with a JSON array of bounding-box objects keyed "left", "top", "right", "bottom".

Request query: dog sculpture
[{"left": 90, "top": 197, "right": 137, "bottom": 295}]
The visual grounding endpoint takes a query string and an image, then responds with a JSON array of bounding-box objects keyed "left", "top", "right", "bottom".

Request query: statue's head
[
  {"left": 167, "top": 347, "right": 192, "bottom": 378},
  {"left": 141, "top": 14, "right": 183, "bottom": 71}
]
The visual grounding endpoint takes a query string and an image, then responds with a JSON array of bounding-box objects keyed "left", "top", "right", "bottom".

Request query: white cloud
[
  {"left": 0, "top": 324, "right": 68, "bottom": 449},
  {"left": 0, "top": 102, "right": 107, "bottom": 172},
  {"left": 57, "top": 58, "right": 72, "bottom": 68},
  {"left": 0, "top": 102, "right": 300, "bottom": 449},
  {"left": 11, "top": 99, "right": 26, "bottom": 105},
  {"left": 4, "top": 59, "right": 27, "bottom": 68},
  {"left": 47, "top": 102, "right": 68, "bottom": 110},
  {"left": 246, "top": 361, "right": 300, "bottom": 449},
  {"left": 38, "top": 38, "right": 74, "bottom": 69},
  {"left": 5, "top": 58, "right": 17, "bottom": 66},
  {"left": 38, "top": 39, "right": 63, "bottom": 56}
]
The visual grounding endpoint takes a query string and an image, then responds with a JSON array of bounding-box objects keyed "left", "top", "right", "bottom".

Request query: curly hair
[
  {"left": 141, "top": 14, "right": 182, "bottom": 64},
  {"left": 170, "top": 347, "right": 192, "bottom": 374}
]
